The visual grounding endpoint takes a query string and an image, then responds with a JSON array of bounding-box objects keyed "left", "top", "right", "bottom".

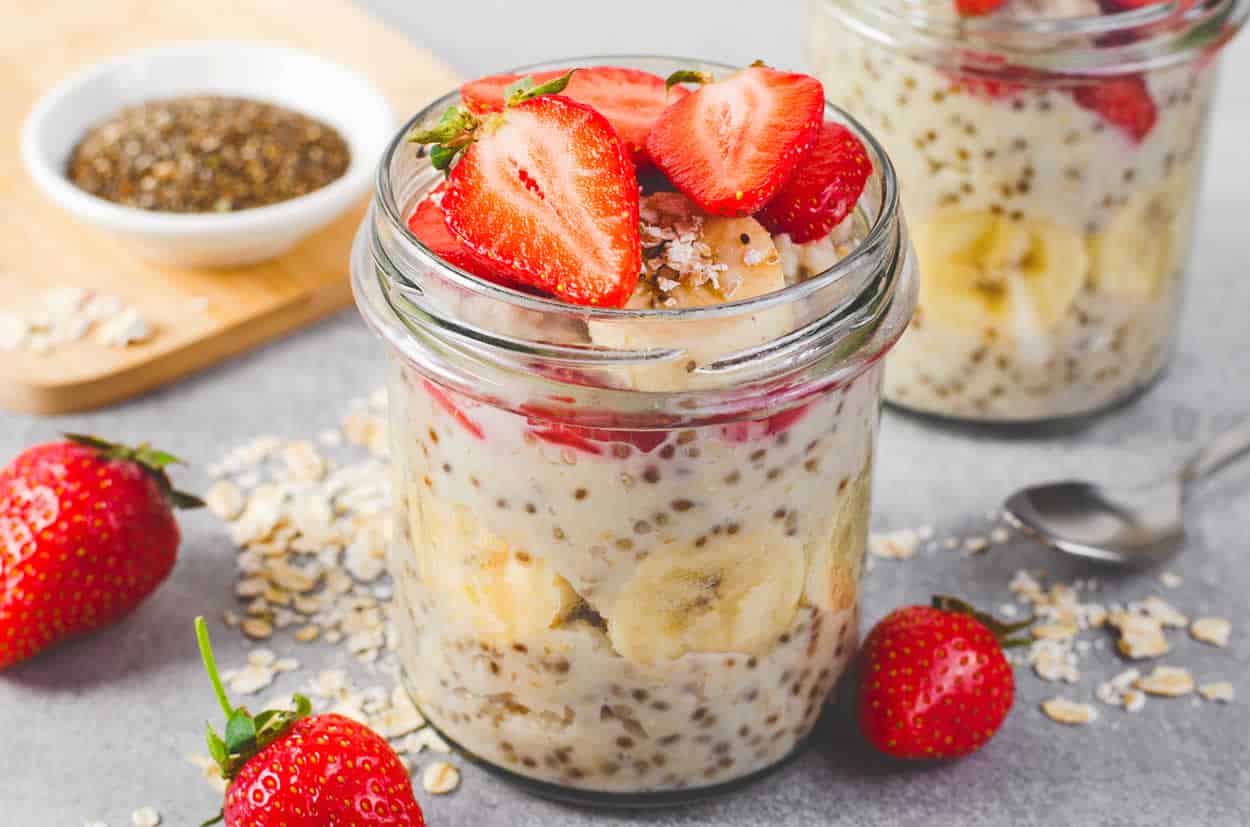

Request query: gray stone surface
[{"left": 3, "top": 2, "right": 1248, "bottom": 824}]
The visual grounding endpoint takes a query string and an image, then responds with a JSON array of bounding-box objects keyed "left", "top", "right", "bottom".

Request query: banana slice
[
  {"left": 588, "top": 194, "right": 792, "bottom": 391},
  {"left": 1090, "top": 174, "right": 1194, "bottom": 302},
  {"left": 915, "top": 209, "right": 1088, "bottom": 335},
  {"left": 604, "top": 525, "right": 806, "bottom": 665},
  {"left": 803, "top": 467, "right": 871, "bottom": 614},
  {"left": 409, "top": 486, "right": 579, "bottom": 646}
]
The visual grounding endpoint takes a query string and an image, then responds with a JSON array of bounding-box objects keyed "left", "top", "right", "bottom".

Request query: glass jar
[
  {"left": 809, "top": 0, "right": 1247, "bottom": 422},
  {"left": 352, "top": 56, "right": 916, "bottom": 805}
]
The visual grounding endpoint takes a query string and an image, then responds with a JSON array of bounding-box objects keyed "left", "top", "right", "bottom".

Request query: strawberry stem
[
  {"left": 932, "top": 594, "right": 1034, "bottom": 648},
  {"left": 664, "top": 69, "right": 712, "bottom": 91},
  {"left": 195, "top": 616, "right": 234, "bottom": 720},
  {"left": 504, "top": 69, "right": 576, "bottom": 106}
]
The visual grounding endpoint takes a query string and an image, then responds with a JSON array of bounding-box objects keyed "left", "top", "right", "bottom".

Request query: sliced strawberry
[
  {"left": 460, "top": 70, "right": 566, "bottom": 112},
  {"left": 1071, "top": 75, "right": 1158, "bottom": 142},
  {"left": 646, "top": 66, "right": 825, "bottom": 217},
  {"left": 462, "top": 67, "right": 689, "bottom": 163},
  {"left": 407, "top": 183, "right": 515, "bottom": 284},
  {"left": 441, "top": 95, "right": 642, "bottom": 307},
  {"left": 756, "top": 122, "right": 871, "bottom": 244},
  {"left": 955, "top": 0, "right": 1005, "bottom": 14},
  {"left": 423, "top": 379, "right": 484, "bottom": 440}
]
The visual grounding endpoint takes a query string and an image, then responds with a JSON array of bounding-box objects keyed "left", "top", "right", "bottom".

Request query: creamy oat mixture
[
  {"left": 810, "top": 3, "right": 1214, "bottom": 420},
  {"left": 387, "top": 190, "right": 879, "bottom": 792}
]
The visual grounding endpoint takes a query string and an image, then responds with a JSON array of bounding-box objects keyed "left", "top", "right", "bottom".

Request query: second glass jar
[{"left": 810, "top": 0, "right": 1247, "bottom": 422}]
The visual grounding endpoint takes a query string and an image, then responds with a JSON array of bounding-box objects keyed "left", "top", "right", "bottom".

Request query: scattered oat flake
[
  {"left": 1108, "top": 611, "right": 1170, "bottom": 660},
  {"left": 422, "top": 761, "right": 460, "bottom": 795},
  {"left": 1199, "top": 681, "right": 1235, "bottom": 703},
  {"left": 963, "top": 537, "right": 989, "bottom": 554},
  {"left": 1032, "top": 620, "right": 1079, "bottom": 641},
  {"left": 1031, "top": 644, "right": 1079, "bottom": 683},
  {"left": 990, "top": 526, "right": 1010, "bottom": 544},
  {"left": 1041, "top": 697, "right": 1097, "bottom": 725},
  {"left": 205, "top": 480, "right": 246, "bottom": 521},
  {"left": 1158, "top": 571, "right": 1183, "bottom": 588},
  {"left": 1134, "top": 665, "right": 1195, "bottom": 697},
  {"left": 1190, "top": 617, "right": 1230, "bottom": 647},
  {"left": 868, "top": 528, "right": 921, "bottom": 560},
  {"left": 240, "top": 618, "right": 274, "bottom": 640},
  {"left": 131, "top": 807, "right": 160, "bottom": 826},
  {"left": 1137, "top": 596, "right": 1188, "bottom": 628}
]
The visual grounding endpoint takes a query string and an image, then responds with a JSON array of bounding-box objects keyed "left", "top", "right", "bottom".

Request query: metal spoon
[{"left": 1004, "top": 419, "right": 1250, "bottom": 565}]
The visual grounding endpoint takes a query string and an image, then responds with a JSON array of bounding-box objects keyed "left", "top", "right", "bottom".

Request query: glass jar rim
[
  {"left": 817, "top": 0, "right": 1248, "bottom": 77},
  {"left": 373, "top": 55, "right": 902, "bottom": 324},
  {"left": 356, "top": 54, "right": 916, "bottom": 420}
]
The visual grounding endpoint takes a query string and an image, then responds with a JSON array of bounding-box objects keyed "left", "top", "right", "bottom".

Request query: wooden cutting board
[{"left": 0, "top": 0, "right": 459, "bottom": 415}]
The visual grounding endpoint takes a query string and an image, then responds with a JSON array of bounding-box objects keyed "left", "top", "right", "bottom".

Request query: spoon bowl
[
  {"left": 1005, "top": 480, "right": 1183, "bottom": 565},
  {"left": 1003, "top": 419, "right": 1250, "bottom": 566}
]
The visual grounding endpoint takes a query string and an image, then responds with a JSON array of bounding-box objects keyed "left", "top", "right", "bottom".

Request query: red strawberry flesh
[
  {"left": 955, "top": 0, "right": 1006, "bottom": 15},
  {"left": 407, "top": 183, "right": 514, "bottom": 285},
  {"left": 441, "top": 95, "right": 642, "bottom": 307},
  {"left": 646, "top": 66, "right": 825, "bottom": 217},
  {"left": 1071, "top": 75, "right": 1158, "bottom": 142},
  {"left": 756, "top": 122, "right": 872, "bottom": 244}
]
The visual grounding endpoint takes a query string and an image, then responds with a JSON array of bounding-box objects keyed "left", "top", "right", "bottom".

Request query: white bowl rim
[{"left": 20, "top": 39, "right": 394, "bottom": 238}]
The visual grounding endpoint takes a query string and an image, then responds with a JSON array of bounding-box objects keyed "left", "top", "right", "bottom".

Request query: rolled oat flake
[{"left": 66, "top": 95, "right": 350, "bottom": 213}]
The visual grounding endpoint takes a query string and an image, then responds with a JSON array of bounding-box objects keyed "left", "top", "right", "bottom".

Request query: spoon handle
[{"left": 1179, "top": 419, "right": 1250, "bottom": 484}]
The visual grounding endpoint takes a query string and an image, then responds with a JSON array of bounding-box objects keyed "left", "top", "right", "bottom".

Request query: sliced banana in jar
[
  {"left": 803, "top": 466, "right": 871, "bottom": 614},
  {"left": 1090, "top": 174, "right": 1194, "bottom": 303},
  {"left": 603, "top": 525, "right": 806, "bottom": 665},
  {"left": 915, "top": 209, "right": 1088, "bottom": 335},
  {"left": 588, "top": 195, "right": 792, "bottom": 392},
  {"left": 410, "top": 488, "right": 579, "bottom": 646}
]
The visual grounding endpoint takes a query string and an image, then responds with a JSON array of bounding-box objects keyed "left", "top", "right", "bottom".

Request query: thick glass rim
[
  {"left": 373, "top": 54, "right": 902, "bottom": 324},
  {"left": 817, "top": 0, "right": 1248, "bottom": 76}
]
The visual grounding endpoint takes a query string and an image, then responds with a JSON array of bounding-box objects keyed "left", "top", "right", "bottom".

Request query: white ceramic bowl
[{"left": 21, "top": 41, "right": 396, "bottom": 269}]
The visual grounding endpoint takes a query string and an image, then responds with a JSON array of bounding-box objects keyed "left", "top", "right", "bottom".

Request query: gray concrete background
[{"left": 3, "top": 1, "right": 1248, "bottom": 824}]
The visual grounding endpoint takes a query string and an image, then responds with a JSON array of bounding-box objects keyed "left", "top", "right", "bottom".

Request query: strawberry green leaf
[
  {"left": 506, "top": 69, "right": 576, "bottom": 106},
  {"left": 932, "top": 594, "right": 1034, "bottom": 646},
  {"left": 408, "top": 105, "right": 478, "bottom": 145},
  {"left": 225, "top": 710, "right": 258, "bottom": 755},
  {"left": 430, "top": 144, "right": 458, "bottom": 172},
  {"left": 206, "top": 724, "right": 228, "bottom": 766},
  {"left": 664, "top": 69, "right": 713, "bottom": 91},
  {"left": 199, "top": 812, "right": 224, "bottom": 827}
]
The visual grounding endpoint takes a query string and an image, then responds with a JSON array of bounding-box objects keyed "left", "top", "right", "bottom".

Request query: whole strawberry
[
  {"left": 0, "top": 435, "right": 202, "bottom": 669},
  {"left": 856, "top": 596, "right": 1029, "bottom": 760},
  {"left": 195, "top": 618, "right": 426, "bottom": 827}
]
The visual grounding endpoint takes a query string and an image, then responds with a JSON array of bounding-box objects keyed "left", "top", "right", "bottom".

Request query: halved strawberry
[
  {"left": 406, "top": 183, "right": 512, "bottom": 283},
  {"left": 1071, "top": 75, "right": 1158, "bottom": 142},
  {"left": 460, "top": 70, "right": 565, "bottom": 113},
  {"left": 461, "top": 67, "right": 689, "bottom": 162},
  {"left": 412, "top": 78, "right": 642, "bottom": 308},
  {"left": 646, "top": 66, "right": 825, "bottom": 217},
  {"left": 756, "top": 122, "right": 871, "bottom": 243}
]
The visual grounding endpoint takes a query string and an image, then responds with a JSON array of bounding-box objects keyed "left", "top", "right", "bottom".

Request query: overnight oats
[
  {"left": 352, "top": 58, "right": 916, "bottom": 802},
  {"left": 810, "top": 0, "right": 1247, "bottom": 421}
]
